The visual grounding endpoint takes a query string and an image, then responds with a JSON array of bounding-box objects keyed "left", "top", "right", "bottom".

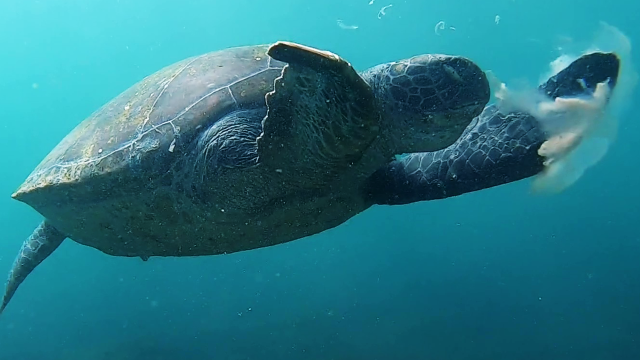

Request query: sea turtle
[{"left": 0, "top": 41, "right": 621, "bottom": 315}]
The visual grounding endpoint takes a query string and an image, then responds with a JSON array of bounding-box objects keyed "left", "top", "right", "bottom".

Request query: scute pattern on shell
[{"left": 14, "top": 45, "right": 285, "bottom": 198}]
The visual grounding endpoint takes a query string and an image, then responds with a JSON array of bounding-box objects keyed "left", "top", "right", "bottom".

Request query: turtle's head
[{"left": 361, "top": 54, "right": 490, "bottom": 154}]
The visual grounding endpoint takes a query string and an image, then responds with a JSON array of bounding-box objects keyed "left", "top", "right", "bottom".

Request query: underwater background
[{"left": 1, "top": 0, "right": 639, "bottom": 359}]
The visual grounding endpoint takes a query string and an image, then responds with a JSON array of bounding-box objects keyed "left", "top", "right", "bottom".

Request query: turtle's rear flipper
[
  {"left": 257, "top": 41, "right": 380, "bottom": 188},
  {"left": 0, "top": 221, "right": 65, "bottom": 315}
]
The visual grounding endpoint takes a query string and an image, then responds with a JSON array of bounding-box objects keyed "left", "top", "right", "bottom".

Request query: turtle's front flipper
[
  {"left": 0, "top": 221, "right": 65, "bottom": 315},
  {"left": 363, "top": 51, "right": 624, "bottom": 205},
  {"left": 257, "top": 41, "right": 380, "bottom": 188}
]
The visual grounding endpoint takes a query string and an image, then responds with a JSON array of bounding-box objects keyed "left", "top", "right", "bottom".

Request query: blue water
[{"left": 1, "top": 0, "right": 639, "bottom": 358}]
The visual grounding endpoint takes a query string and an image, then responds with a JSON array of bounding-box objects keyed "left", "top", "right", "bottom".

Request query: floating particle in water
[
  {"left": 435, "top": 20, "right": 445, "bottom": 35},
  {"left": 31, "top": 83, "right": 39, "bottom": 89},
  {"left": 377, "top": 4, "right": 392, "bottom": 19},
  {"left": 495, "top": 15, "right": 500, "bottom": 24},
  {"left": 369, "top": 0, "right": 375, "bottom": 4},
  {"left": 337, "top": 19, "right": 359, "bottom": 30}
]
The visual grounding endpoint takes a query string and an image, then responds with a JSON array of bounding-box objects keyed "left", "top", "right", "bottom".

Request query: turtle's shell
[{"left": 13, "top": 45, "right": 285, "bottom": 201}]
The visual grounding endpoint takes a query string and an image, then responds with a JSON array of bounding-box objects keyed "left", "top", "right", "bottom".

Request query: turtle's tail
[{"left": 0, "top": 221, "right": 66, "bottom": 316}]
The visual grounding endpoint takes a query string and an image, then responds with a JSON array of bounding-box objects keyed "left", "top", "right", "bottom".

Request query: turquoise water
[{"left": 1, "top": 0, "right": 639, "bottom": 358}]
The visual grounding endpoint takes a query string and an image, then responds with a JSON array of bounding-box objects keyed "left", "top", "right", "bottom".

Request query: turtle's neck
[
  {"left": 316, "top": 67, "right": 399, "bottom": 187},
  {"left": 358, "top": 65, "right": 405, "bottom": 158}
]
